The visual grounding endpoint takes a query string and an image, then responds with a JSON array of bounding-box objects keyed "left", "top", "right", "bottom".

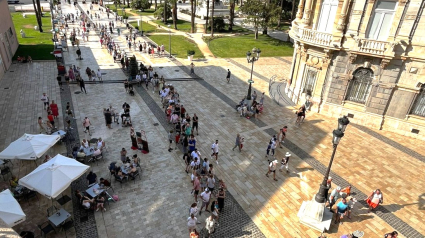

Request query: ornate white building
[{"left": 288, "top": 0, "right": 425, "bottom": 140}]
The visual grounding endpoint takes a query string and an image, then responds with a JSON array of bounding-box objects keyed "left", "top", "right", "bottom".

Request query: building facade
[
  {"left": 288, "top": 0, "right": 425, "bottom": 139},
  {"left": 0, "top": 0, "right": 19, "bottom": 80}
]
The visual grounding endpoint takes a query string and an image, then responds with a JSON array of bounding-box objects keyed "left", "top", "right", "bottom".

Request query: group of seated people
[
  {"left": 74, "top": 138, "right": 106, "bottom": 162},
  {"left": 236, "top": 99, "right": 264, "bottom": 118},
  {"left": 109, "top": 154, "right": 140, "bottom": 181},
  {"left": 75, "top": 189, "right": 107, "bottom": 212},
  {"left": 17, "top": 55, "right": 32, "bottom": 63}
]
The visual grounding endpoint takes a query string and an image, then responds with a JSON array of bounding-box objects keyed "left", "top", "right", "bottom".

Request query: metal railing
[{"left": 268, "top": 75, "right": 295, "bottom": 106}]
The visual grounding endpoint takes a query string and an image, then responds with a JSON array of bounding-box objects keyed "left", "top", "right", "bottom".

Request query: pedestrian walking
[
  {"left": 199, "top": 189, "right": 211, "bottom": 215},
  {"left": 366, "top": 189, "right": 383, "bottom": 213},
  {"left": 192, "top": 114, "right": 199, "bottom": 135},
  {"left": 168, "top": 130, "right": 173, "bottom": 152},
  {"left": 217, "top": 187, "right": 225, "bottom": 212},
  {"left": 41, "top": 92, "right": 49, "bottom": 109},
  {"left": 205, "top": 215, "right": 215, "bottom": 237},
  {"left": 211, "top": 140, "right": 219, "bottom": 164},
  {"left": 226, "top": 69, "right": 231, "bottom": 83},
  {"left": 265, "top": 160, "right": 278, "bottom": 181},
  {"left": 193, "top": 175, "right": 201, "bottom": 203},
  {"left": 232, "top": 133, "right": 241, "bottom": 152},
  {"left": 207, "top": 174, "right": 215, "bottom": 195},
  {"left": 190, "top": 62, "right": 195, "bottom": 75},
  {"left": 240, "top": 137, "right": 245, "bottom": 150},
  {"left": 76, "top": 47, "right": 82, "bottom": 60},
  {"left": 270, "top": 138, "right": 277, "bottom": 158},
  {"left": 279, "top": 152, "right": 291, "bottom": 173},
  {"left": 38, "top": 117, "right": 46, "bottom": 133},
  {"left": 97, "top": 69, "right": 103, "bottom": 82},
  {"left": 47, "top": 112, "right": 55, "bottom": 129},
  {"left": 117, "top": 28, "right": 120, "bottom": 36},
  {"left": 265, "top": 141, "right": 272, "bottom": 159},
  {"left": 78, "top": 77, "right": 87, "bottom": 93},
  {"left": 57, "top": 75, "right": 64, "bottom": 90},
  {"left": 187, "top": 214, "right": 197, "bottom": 234},
  {"left": 82, "top": 117, "right": 92, "bottom": 135}
]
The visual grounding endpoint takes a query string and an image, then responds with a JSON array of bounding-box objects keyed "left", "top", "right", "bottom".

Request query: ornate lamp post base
[{"left": 297, "top": 200, "right": 333, "bottom": 232}]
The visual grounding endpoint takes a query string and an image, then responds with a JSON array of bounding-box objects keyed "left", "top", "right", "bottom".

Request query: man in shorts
[
  {"left": 266, "top": 160, "right": 278, "bottom": 181},
  {"left": 199, "top": 189, "right": 211, "bottom": 215},
  {"left": 193, "top": 175, "right": 201, "bottom": 203},
  {"left": 211, "top": 140, "right": 219, "bottom": 164},
  {"left": 83, "top": 117, "right": 92, "bottom": 136},
  {"left": 226, "top": 69, "right": 231, "bottom": 83}
]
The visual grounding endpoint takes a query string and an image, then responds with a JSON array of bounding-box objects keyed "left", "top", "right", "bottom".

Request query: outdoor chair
[
  {"left": 1, "top": 167, "right": 11, "bottom": 181},
  {"left": 46, "top": 205, "right": 58, "bottom": 217},
  {"left": 61, "top": 218, "right": 74, "bottom": 238},
  {"left": 24, "top": 190, "right": 40, "bottom": 207},
  {"left": 38, "top": 220, "right": 56, "bottom": 237},
  {"left": 114, "top": 175, "right": 125, "bottom": 188},
  {"left": 131, "top": 171, "right": 140, "bottom": 184}
]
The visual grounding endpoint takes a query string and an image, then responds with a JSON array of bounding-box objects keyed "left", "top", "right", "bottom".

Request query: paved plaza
[{"left": 1, "top": 2, "right": 425, "bottom": 238}]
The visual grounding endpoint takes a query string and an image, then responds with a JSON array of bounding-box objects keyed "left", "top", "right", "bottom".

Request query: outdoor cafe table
[
  {"left": 48, "top": 208, "right": 71, "bottom": 227},
  {"left": 120, "top": 165, "right": 130, "bottom": 174},
  {"left": 85, "top": 184, "right": 104, "bottom": 198}
]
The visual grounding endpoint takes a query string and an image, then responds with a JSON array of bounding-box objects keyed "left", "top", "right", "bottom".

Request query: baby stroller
[
  {"left": 136, "top": 130, "right": 149, "bottom": 154},
  {"left": 122, "top": 116, "right": 132, "bottom": 127}
]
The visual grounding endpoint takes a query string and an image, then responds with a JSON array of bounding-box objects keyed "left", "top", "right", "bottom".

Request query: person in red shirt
[
  {"left": 175, "top": 132, "right": 181, "bottom": 150},
  {"left": 47, "top": 113, "right": 55, "bottom": 128}
]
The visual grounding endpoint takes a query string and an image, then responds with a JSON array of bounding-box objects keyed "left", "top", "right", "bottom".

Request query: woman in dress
[
  {"left": 104, "top": 108, "right": 112, "bottom": 129},
  {"left": 217, "top": 188, "right": 225, "bottom": 212},
  {"left": 130, "top": 127, "right": 138, "bottom": 150},
  {"left": 366, "top": 189, "right": 383, "bottom": 212},
  {"left": 50, "top": 100, "right": 59, "bottom": 119},
  {"left": 68, "top": 67, "right": 75, "bottom": 81}
]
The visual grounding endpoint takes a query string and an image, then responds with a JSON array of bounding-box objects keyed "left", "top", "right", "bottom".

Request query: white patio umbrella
[
  {"left": 19, "top": 154, "right": 90, "bottom": 199},
  {"left": 0, "top": 189, "right": 26, "bottom": 227},
  {"left": 0, "top": 134, "right": 60, "bottom": 161}
]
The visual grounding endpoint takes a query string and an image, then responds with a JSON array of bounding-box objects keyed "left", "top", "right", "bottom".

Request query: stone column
[
  {"left": 336, "top": 0, "right": 350, "bottom": 31},
  {"left": 296, "top": 0, "right": 306, "bottom": 20},
  {"left": 302, "top": 0, "right": 313, "bottom": 25}
]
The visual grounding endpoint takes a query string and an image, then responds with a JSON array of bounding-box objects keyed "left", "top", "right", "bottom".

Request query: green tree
[
  {"left": 131, "top": 0, "right": 151, "bottom": 9},
  {"left": 208, "top": 17, "right": 225, "bottom": 32},
  {"left": 210, "top": 0, "right": 215, "bottom": 36},
  {"left": 171, "top": 0, "right": 178, "bottom": 29},
  {"left": 114, "top": 0, "right": 121, "bottom": 11},
  {"left": 190, "top": 0, "right": 195, "bottom": 33},
  {"left": 129, "top": 56, "right": 139, "bottom": 79},
  {"left": 240, "top": 0, "right": 279, "bottom": 39},
  {"left": 204, "top": 0, "right": 210, "bottom": 33},
  {"left": 154, "top": 2, "right": 172, "bottom": 22}
]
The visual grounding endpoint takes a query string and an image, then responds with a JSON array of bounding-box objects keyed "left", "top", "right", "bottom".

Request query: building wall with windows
[
  {"left": 288, "top": 0, "right": 425, "bottom": 140},
  {"left": 0, "top": 0, "right": 19, "bottom": 80}
]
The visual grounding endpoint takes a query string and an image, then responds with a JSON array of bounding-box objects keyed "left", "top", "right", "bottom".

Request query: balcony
[
  {"left": 290, "top": 25, "right": 333, "bottom": 48},
  {"left": 352, "top": 38, "right": 395, "bottom": 57}
]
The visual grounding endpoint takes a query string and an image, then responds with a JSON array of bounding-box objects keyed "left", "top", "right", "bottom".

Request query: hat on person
[
  {"left": 336, "top": 186, "right": 341, "bottom": 190},
  {"left": 273, "top": 160, "right": 278, "bottom": 164},
  {"left": 285, "top": 152, "right": 291, "bottom": 157},
  {"left": 205, "top": 188, "right": 209, "bottom": 192}
]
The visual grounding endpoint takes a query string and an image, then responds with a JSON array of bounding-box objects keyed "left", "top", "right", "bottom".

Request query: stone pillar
[
  {"left": 336, "top": 0, "right": 350, "bottom": 31},
  {"left": 302, "top": 0, "right": 313, "bottom": 25},
  {"left": 296, "top": 0, "right": 306, "bottom": 20}
]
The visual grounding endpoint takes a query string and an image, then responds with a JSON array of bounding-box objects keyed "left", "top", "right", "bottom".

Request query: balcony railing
[
  {"left": 355, "top": 39, "right": 390, "bottom": 56},
  {"left": 291, "top": 27, "right": 333, "bottom": 47}
]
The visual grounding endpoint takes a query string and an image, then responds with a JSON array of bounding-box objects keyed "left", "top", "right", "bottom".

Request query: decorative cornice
[{"left": 352, "top": 10, "right": 363, "bottom": 15}]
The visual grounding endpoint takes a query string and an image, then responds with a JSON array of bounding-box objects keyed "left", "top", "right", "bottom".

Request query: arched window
[
  {"left": 411, "top": 85, "right": 425, "bottom": 117},
  {"left": 345, "top": 68, "right": 374, "bottom": 104}
]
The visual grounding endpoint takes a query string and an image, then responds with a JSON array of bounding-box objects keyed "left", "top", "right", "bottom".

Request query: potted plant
[{"left": 187, "top": 50, "right": 195, "bottom": 61}]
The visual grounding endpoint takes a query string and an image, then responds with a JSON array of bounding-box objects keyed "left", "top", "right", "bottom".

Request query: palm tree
[
  {"left": 32, "top": 0, "right": 43, "bottom": 32},
  {"left": 229, "top": 0, "right": 235, "bottom": 31},
  {"left": 210, "top": 0, "right": 215, "bottom": 36},
  {"left": 204, "top": 0, "right": 209, "bottom": 33},
  {"left": 171, "top": 0, "right": 178, "bottom": 29},
  {"left": 155, "top": 0, "right": 158, "bottom": 10},
  {"left": 190, "top": 0, "right": 195, "bottom": 33}
]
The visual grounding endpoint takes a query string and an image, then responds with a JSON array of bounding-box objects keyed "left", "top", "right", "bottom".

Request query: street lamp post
[
  {"left": 168, "top": 24, "right": 172, "bottom": 58},
  {"left": 122, "top": 8, "right": 125, "bottom": 16},
  {"left": 314, "top": 115, "right": 349, "bottom": 203},
  {"left": 246, "top": 48, "right": 261, "bottom": 101},
  {"left": 297, "top": 115, "right": 350, "bottom": 231}
]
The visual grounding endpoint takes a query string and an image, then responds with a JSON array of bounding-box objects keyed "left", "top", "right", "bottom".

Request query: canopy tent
[
  {"left": 19, "top": 155, "right": 90, "bottom": 199},
  {"left": 0, "top": 134, "right": 60, "bottom": 161},
  {"left": 0, "top": 189, "right": 26, "bottom": 227}
]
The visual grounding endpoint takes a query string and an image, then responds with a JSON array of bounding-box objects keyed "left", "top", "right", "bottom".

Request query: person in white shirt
[
  {"left": 207, "top": 174, "right": 215, "bottom": 194},
  {"left": 135, "top": 73, "right": 141, "bottom": 86},
  {"left": 41, "top": 93, "right": 49, "bottom": 110},
  {"left": 191, "top": 149, "right": 201, "bottom": 161},
  {"left": 266, "top": 160, "right": 278, "bottom": 181},
  {"left": 190, "top": 157, "right": 200, "bottom": 170},
  {"left": 205, "top": 215, "right": 215, "bottom": 237},
  {"left": 97, "top": 69, "right": 103, "bottom": 81},
  {"left": 199, "top": 189, "right": 211, "bottom": 215},
  {"left": 211, "top": 140, "right": 219, "bottom": 164},
  {"left": 187, "top": 213, "right": 197, "bottom": 233}
]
